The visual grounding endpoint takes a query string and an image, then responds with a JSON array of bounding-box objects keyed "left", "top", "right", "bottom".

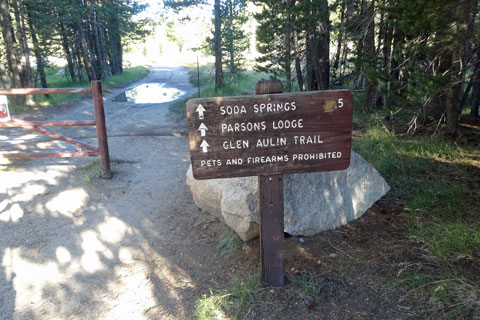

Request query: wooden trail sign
[
  {"left": 186, "top": 81, "right": 353, "bottom": 287},
  {"left": 186, "top": 89, "right": 352, "bottom": 180}
]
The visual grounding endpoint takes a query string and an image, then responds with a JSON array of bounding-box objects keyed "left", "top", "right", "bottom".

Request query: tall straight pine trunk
[
  {"left": 0, "top": 0, "right": 25, "bottom": 105},
  {"left": 364, "top": 0, "right": 377, "bottom": 111},
  {"left": 214, "top": 0, "right": 224, "bottom": 89},
  {"left": 27, "top": 14, "right": 49, "bottom": 95}
]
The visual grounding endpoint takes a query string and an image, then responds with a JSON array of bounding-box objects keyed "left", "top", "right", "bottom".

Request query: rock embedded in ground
[
  {"left": 186, "top": 170, "right": 259, "bottom": 241},
  {"left": 186, "top": 151, "right": 390, "bottom": 241}
]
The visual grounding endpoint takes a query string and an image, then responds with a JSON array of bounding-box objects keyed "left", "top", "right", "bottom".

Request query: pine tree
[
  {"left": 254, "top": 0, "right": 292, "bottom": 86},
  {"left": 221, "top": 0, "right": 249, "bottom": 80}
]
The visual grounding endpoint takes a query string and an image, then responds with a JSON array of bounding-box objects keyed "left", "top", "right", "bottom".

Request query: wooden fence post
[
  {"left": 255, "top": 80, "right": 285, "bottom": 287},
  {"left": 91, "top": 81, "right": 112, "bottom": 179}
]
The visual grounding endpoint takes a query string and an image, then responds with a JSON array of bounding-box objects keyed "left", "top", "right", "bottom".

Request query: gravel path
[{"left": 0, "top": 66, "right": 226, "bottom": 319}]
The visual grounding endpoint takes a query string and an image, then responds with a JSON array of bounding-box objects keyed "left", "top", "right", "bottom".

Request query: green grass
[
  {"left": 354, "top": 105, "right": 480, "bottom": 317},
  {"left": 408, "top": 184, "right": 464, "bottom": 217},
  {"left": 216, "top": 230, "right": 243, "bottom": 258},
  {"left": 77, "top": 157, "right": 136, "bottom": 182},
  {"left": 168, "top": 95, "right": 192, "bottom": 121},
  {"left": 289, "top": 270, "right": 323, "bottom": 301},
  {"left": 8, "top": 66, "right": 149, "bottom": 114},
  {"left": 189, "top": 63, "right": 270, "bottom": 98},
  {"left": 196, "top": 70, "right": 269, "bottom": 98},
  {"left": 169, "top": 64, "right": 270, "bottom": 120},
  {"left": 196, "top": 268, "right": 331, "bottom": 319},
  {"left": 102, "top": 66, "right": 150, "bottom": 88},
  {"left": 410, "top": 222, "right": 480, "bottom": 258},
  {"left": 352, "top": 126, "right": 475, "bottom": 201},
  {"left": 390, "top": 266, "right": 479, "bottom": 319},
  {"left": 79, "top": 160, "right": 102, "bottom": 182},
  {"left": 0, "top": 158, "right": 31, "bottom": 171},
  {"left": 353, "top": 124, "right": 479, "bottom": 250},
  {"left": 196, "top": 272, "right": 261, "bottom": 320}
]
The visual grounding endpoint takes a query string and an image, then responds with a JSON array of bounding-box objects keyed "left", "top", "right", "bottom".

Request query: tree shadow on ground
[{"left": 0, "top": 134, "right": 227, "bottom": 319}]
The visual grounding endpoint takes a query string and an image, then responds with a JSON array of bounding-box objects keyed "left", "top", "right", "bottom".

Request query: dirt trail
[{"left": 0, "top": 66, "right": 230, "bottom": 319}]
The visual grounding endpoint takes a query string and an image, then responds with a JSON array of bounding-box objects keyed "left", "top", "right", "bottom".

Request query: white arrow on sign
[
  {"left": 198, "top": 123, "right": 208, "bottom": 137},
  {"left": 196, "top": 104, "right": 206, "bottom": 120},
  {"left": 200, "top": 140, "right": 210, "bottom": 153}
]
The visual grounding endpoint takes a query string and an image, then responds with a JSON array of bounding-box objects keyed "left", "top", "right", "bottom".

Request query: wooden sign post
[
  {"left": 186, "top": 81, "right": 353, "bottom": 287},
  {"left": 256, "top": 80, "right": 285, "bottom": 286}
]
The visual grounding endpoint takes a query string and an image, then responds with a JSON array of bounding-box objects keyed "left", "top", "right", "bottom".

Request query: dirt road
[{"left": 0, "top": 66, "right": 231, "bottom": 319}]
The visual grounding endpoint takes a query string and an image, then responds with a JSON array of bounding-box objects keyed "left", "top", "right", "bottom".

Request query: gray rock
[
  {"left": 186, "top": 151, "right": 390, "bottom": 241},
  {"left": 186, "top": 170, "right": 258, "bottom": 241}
]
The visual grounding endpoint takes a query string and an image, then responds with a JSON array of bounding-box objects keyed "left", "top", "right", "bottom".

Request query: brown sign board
[{"left": 186, "top": 90, "right": 353, "bottom": 180}]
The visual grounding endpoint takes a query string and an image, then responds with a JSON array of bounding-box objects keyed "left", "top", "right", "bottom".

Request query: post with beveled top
[
  {"left": 256, "top": 80, "right": 285, "bottom": 287},
  {"left": 91, "top": 81, "right": 112, "bottom": 179}
]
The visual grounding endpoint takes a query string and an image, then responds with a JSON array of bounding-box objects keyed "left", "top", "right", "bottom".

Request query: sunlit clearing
[{"left": 124, "top": 5, "right": 213, "bottom": 67}]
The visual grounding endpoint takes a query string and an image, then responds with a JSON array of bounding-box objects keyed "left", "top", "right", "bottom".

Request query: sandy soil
[{"left": 0, "top": 66, "right": 234, "bottom": 319}]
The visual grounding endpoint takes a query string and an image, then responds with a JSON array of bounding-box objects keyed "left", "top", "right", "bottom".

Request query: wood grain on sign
[{"left": 186, "top": 90, "right": 353, "bottom": 180}]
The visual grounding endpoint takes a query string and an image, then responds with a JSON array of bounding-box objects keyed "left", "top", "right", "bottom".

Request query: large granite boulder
[{"left": 186, "top": 151, "right": 390, "bottom": 241}]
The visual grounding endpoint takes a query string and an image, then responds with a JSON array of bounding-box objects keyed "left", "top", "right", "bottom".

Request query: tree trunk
[
  {"left": 226, "top": 0, "right": 234, "bottom": 78},
  {"left": 340, "top": 34, "right": 348, "bottom": 77},
  {"left": 333, "top": 0, "right": 345, "bottom": 77},
  {"left": 75, "top": 0, "right": 96, "bottom": 81},
  {"left": 214, "top": 0, "right": 224, "bottom": 89},
  {"left": 60, "top": 23, "right": 77, "bottom": 82},
  {"left": 0, "top": 0, "right": 25, "bottom": 105},
  {"left": 0, "top": 47, "right": 9, "bottom": 86},
  {"left": 114, "top": 34, "right": 123, "bottom": 74},
  {"left": 376, "top": 0, "right": 384, "bottom": 56},
  {"left": 293, "top": 28, "right": 304, "bottom": 91},
  {"left": 424, "top": 0, "right": 474, "bottom": 135},
  {"left": 73, "top": 44, "right": 85, "bottom": 82},
  {"left": 78, "top": 23, "right": 96, "bottom": 81},
  {"left": 364, "top": 0, "right": 377, "bottom": 111},
  {"left": 424, "top": 50, "right": 452, "bottom": 123},
  {"left": 304, "top": 0, "right": 316, "bottom": 90},
  {"left": 26, "top": 12, "right": 49, "bottom": 97},
  {"left": 471, "top": 39, "right": 480, "bottom": 118},
  {"left": 390, "top": 25, "right": 402, "bottom": 83},
  {"left": 95, "top": 13, "right": 110, "bottom": 77},
  {"left": 90, "top": 6, "right": 106, "bottom": 79},
  {"left": 382, "top": 6, "right": 393, "bottom": 109},
  {"left": 304, "top": 0, "right": 330, "bottom": 91},
  {"left": 12, "top": 0, "right": 32, "bottom": 92},
  {"left": 472, "top": 64, "right": 480, "bottom": 118},
  {"left": 445, "top": 0, "right": 475, "bottom": 135},
  {"left": 284, "top": 0, "right": 293, "bottom": 92},
  {"left": 107, "top": 15, "right": 123, "bottom": 75},
  {"left": 314, "top": 0, "right": 330, "bottom": 90},
  {"left": 340, "top": 0, "right": 354, "bottom": 77}
]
